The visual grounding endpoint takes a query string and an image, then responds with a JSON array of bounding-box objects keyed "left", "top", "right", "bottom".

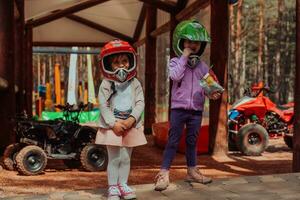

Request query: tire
[
  {"left": 284, "top": 135, "right": 293, "bottom": 149},
  {"left": 80, "top": 144, "right": 108, "bottom": 172},
  {"left": 15, "top": 145, "right": 47, "bottom": 175},
  {"left": 63, "top": 159, "right": 81, "bottom": 169},
  {"left": 228, "top": 132, "right": 238, "bottom": 151},
  {"left": 3, "top": 143, "right": 23, "bottom": 171},
  {"left": 237, "top": 123, "right": 269, "bottom": 156}
]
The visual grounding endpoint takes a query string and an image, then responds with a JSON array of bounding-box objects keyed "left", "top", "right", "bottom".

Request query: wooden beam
[
  {"left": 133, "top": 38, "right": 146, "bottom": 47},
  {"left": 209, "top": 0, "right": 229, "bottom": 156},
  {"left": 153, "top": 0, "right": 210, "bottom": 37},
  {"left": 133, "top": 3, "right": 147, "bottom": 41},
  {"left": 33, "top": 41, "right": 105, "bottom": 47},
  {"left": 26, "top": 0, "right": 110, "bottom": 27},
  {"left": 66, "top": 14, "right": 134, "bottom": 43},
  {"left": 176, "top": 0, "right": 188, "bottom": 12},
  {"left": 175, "top": 0, "right": 210, "bottom": 21},
  {"left": 139, "top": 0, "right": 210, "bottom": 42},
  {"left": 150, "top": 22, "right": 170, "bottom": 38},
  {"left": 293, "top": 0, "right": 300, "bottom": 172},
  {"left": 139, "top": 0, "right": 176, "bottom": 14},
  {"left": 144, "top": 5, "right": 157, "bottom": 134}
]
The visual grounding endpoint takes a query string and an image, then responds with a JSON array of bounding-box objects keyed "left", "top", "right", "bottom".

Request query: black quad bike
[{"left": 3, "top": 103, "right": 107, "bottom": 175}]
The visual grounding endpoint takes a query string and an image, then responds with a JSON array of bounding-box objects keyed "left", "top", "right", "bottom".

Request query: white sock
[
  {"left": 118, "top": 147, "right": 133, "bottom": 184},
  {"left": 106, "top": 145, "right": 122, "bottom": 185}
]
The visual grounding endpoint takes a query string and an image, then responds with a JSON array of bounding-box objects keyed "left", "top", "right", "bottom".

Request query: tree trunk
[
  {"left": 275, "top": 0, "right": 285, "bottom": 103},
  {"left": 234, "top": 0, "right": 242, "bottom": 100},
  {"left": 257, "top": 0, "right": 265, "bottom": 82},
  {"left": 229, "top": 3, "right": 235, "bottom": 104}
]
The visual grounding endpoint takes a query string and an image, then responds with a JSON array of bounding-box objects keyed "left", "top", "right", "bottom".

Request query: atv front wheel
[
  {"left": 80, "top": 144, "right": 107, "bottom": 172},
  {"left": 3, "top": 143, "right": 23, "bottom": 171},
  {"left": 237, "top": 123, "right": 269, "bottom": 156},
  {"left": 15, "top": 145, "right": 47, "bottom": 175}
]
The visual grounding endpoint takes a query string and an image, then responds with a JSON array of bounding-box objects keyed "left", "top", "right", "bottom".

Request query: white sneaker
[
  {"left": 186, "top": 167, "right": 212, "bottom": 184},
  {"left": 118, "top": 183, "right": 136, "bottom": 199},
  {"left": 154, "top": 170, "right": 170, "bottom": 191},
  {"left": 108, "top": 185, "right": 121, "bottom": 200}
]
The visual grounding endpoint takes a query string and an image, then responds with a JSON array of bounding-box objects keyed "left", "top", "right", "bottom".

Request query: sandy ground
[{"left": 0, "top": 135, "right": 293, "bottom": 197}]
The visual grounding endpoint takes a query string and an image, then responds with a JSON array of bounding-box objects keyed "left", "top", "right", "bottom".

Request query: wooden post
[
  {"left": 293, "top": 0, "right": 300, "bottom": 172},
  {"left": 0, "top": 0, "right": 15, "bottom": 152},
  {"left": 144, "top": 5, "right": 157, "bottom": 134},
  {"left": 168, "top": 14, "right": 177, "bottom": 118},
  {"left": 15, "top": 0, "right": 25, "bottom": 114},
  {"left": 24, "top": 26, "right": 33, "bottom": 116},
  {"left": 209, "top": 0, "right": 229, "bottom": 155}
]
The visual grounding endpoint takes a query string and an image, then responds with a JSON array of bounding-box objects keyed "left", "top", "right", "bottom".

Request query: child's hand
[
  {"left": 209, "top": 91, "right": 222, "bottom": 100},
  {"left": 183, "top": 48, "right": 193, "bottom": 57},
  {"left": 122, "top": 116, "right": 136, "bottom": 129},
  {"left": 112, "top": 121, "right": 126, "bottom": 136}
]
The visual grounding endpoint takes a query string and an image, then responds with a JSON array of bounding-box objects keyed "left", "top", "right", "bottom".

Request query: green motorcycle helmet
[{"left": 173, "top": 19, "right": 211, "bottom": 57}]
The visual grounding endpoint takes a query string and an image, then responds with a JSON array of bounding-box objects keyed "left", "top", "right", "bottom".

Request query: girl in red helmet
[{"left": 95, "top": 39, "right": 147, "bottom": 200}]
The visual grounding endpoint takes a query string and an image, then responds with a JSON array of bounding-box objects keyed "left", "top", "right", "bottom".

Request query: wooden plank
[
  {"left": 139, "top": 0, "right": 176, "bottom": 14},
  {"left": 144, "top": 5, "right": 157, "bottom": 134},
  {"left": 209, "top": 0, "right": 229, "bottom": 156},
  {"left": 33, "top": 41, "right": 105, "bottom": 47},
  {"left": 66, "top": 14, "right": 134, "bottom": 43},
  {"left": 293, "top": 0, "right": 300, "bottom": 172},
  {"left": 26, "top": 0, "right": 110, "bottom": 27},
  {"left": 133, "top": 3, "right": 147, "bottom": 41}
]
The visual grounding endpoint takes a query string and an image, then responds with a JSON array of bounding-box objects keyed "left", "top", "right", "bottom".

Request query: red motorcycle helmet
[{"left": 99, "top": 39, "right": 137, "bottom": 82}]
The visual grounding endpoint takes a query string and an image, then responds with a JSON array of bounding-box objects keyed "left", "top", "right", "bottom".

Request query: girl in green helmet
[{"left": 154, "top": 19, "right": 222, "bottom": 191}]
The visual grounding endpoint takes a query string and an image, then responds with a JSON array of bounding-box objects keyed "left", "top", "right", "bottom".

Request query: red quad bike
[{"left": 228, "top": 85, "right": 294, "bottom": 156}]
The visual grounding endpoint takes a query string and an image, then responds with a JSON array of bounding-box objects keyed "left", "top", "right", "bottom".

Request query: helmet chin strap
[
  {"left": 115, "top": 68, "right": 128, "bottom": 82},
  {"left": 188, "top": 55, "right": 201, "bottom": 68}
]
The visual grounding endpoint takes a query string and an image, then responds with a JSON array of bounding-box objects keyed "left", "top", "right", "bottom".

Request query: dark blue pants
[{"left": 161, "top": 109, "right": 203, "bottom": 169}]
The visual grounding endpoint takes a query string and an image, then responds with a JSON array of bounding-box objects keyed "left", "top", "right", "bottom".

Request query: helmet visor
[{"left": 102, "top": 52, "right": 136, "bottom": 74}]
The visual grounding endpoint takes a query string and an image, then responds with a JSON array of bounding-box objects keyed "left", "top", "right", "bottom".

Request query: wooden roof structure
[{"left": 0, "top": 0, "right": 300, "bottom": 171}]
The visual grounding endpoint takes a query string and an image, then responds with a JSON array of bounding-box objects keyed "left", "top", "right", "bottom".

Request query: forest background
[{"left": 229, "top": 0, "right": 295, "bottom": 104}]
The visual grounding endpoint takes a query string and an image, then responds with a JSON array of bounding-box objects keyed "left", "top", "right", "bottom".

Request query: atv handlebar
[
  {"left": 55, "top": 102, "right": 90, "bottom": 112},
  {"left": 244, "top": 85, "right": 274, "bottom": 97}
]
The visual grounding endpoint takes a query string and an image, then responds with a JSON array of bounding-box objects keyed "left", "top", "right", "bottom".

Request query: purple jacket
[{"left": 169, "top": 56, "right": 209, "bottom": 111}]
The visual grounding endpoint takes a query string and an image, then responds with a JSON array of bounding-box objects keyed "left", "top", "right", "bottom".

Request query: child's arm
[
  {"left": 98, "top": 80, "right": 117, "bottom": 128},
  {"left": 169, "top": 56, "right": 188, "bottom": 81},
  {"left": 127, "top": 79, "right": 144, "bottom": 127}
]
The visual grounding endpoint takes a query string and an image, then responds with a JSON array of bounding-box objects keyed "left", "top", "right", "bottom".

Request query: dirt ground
[{"left": 0, "top": 135, "right": 293, "bottom": 197}]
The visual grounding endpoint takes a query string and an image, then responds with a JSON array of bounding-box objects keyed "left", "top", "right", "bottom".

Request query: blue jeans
[{"left": 161, "top": 109, "right": 202, "bottom": 169}]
